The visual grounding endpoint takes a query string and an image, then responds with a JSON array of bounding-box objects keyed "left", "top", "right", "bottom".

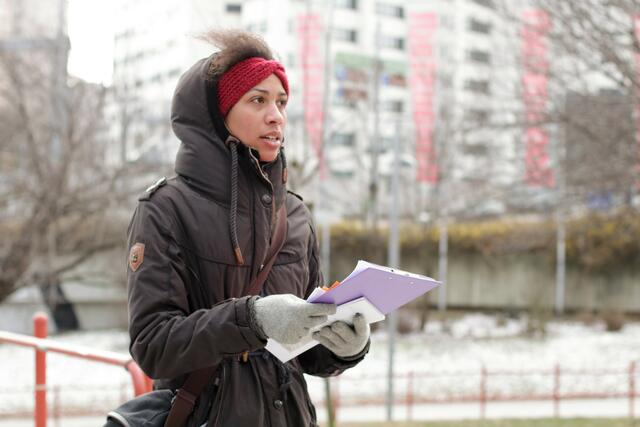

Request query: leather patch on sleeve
[{"left": 129, "top": 243, "right": 145, "bottom": 272}]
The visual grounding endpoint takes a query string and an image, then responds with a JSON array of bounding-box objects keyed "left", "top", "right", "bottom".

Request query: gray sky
[{"left": 67, "top": 0, "right": 115, "bottom": 85}]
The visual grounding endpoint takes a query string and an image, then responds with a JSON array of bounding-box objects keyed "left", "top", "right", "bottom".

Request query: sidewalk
[
  {"left": 0, "top": 415, "right": 105, "bottom": 427},
  {"left": 2, "top": 399, "right": 636, "bottom": 426},
  {"left": 331, "top": 398, "right": 638, "bottom": 423}
]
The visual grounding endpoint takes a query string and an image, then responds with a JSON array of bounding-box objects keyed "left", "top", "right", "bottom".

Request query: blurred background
[{"left": 0, "top": 0, "right": 639, "bottom": 426}]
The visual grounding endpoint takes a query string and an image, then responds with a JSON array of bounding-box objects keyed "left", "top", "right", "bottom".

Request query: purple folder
[{"left": 308, "top": 261, "right": 442, "bottom": 314}]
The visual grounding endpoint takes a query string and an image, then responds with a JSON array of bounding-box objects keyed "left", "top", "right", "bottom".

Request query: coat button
[
  {"left": 261, "top": 194, "right": 272, "bottom": 204},
  {"left": 273, "top": 399, "right": 283, "bottom": 409}
]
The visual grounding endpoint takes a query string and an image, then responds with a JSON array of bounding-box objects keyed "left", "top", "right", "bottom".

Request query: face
[{"left": 225, "top": 74, "right": 288, "bottom": 162}]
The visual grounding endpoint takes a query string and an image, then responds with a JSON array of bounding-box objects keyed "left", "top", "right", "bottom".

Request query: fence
[
  {"left": 0, "top": 316, "right": 638, "bottom": 423},
  {"left": 312, "top": 362, "right": 638, "bottom": 421},
  {"left": 0, "top": 312, "right": 152, "bottom": 427}
]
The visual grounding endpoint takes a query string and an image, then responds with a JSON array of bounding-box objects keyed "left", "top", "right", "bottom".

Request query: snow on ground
[
  {"left": 1, "top": 313, "right": 639, "bottom": 422},
  {"left": 309, "top": 315, "right": 640, "bottom": 406}
]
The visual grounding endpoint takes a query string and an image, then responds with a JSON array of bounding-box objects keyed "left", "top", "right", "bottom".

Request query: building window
[
  {"left": 376, "top": 3, "right": 404, "bottom": 18},
  {"left": 246, "top": 22, "right": 267, "bottom": 33},
  {"left": 226, "top": 3, "right": 242, "bottom": 13},
  {"left": 468, "top": 49, "right": 491, "bottom": 64},
  {"left": 334, "top": 28, "right": 358, "bottom": 43},
  {"left": 380, "top": 35, "right": 405, "bottom": 50},
  {"left": 465, "top": 79, "right": 491, "bottom": 94},
  {"left": 440, "top": 15, "right": 454, "bottom": 30},
  {"left": 382, "top": 72, "right": 407, "bottom": 87},
  {"left": 335, "top": 0, "right": 358, "bottom": 9},
  {"left": 287, "top": 53, "right": 296, "bottom": 67},
  {"left": 440, "top": 74, "right": 453, "bottom": 89},
  {"left": 471, "top": 0, "right": 495, "bottom": 8},
  {"left": 381, "top": 100, "right": 404, "bottom": 113},
  {"left": 365, "top": 138, "right": 389, "bottom": 154},
  {"left": 335, "top": 87, "right": 367, "bottom": 105},
  {"left": 333, "top": 133, "right": 356, "bottom": 147},
  {"left": 463, "top": 142, "right": 489, "bottom": 156},
  {"left": 331, "top": 169, "right": 355, "bottom": 178},
  {"left": 335, "top": 65, "right": 368, "bottom": 83},
  {"left": 465, "top": 109, "right": 490, "bottom": 123},
  {"left": 468, "top": 18, "right": 492, "bottom": 34}
]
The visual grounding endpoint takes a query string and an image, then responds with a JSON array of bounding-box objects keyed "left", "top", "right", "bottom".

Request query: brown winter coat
[{"left": 126, "top": 57, "right": 368, "bottom": 427}]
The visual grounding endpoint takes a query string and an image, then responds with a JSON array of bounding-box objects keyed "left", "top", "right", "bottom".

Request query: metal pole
[
  {"left": 630, "top": 361, "right": 636, "bottom": 419},
  {"left": 321, "top": 220, "right": 331, "bottom": 284},
  {"left": 368, "top": 20, "right": 382, "bottom": 228},
  {"left": 553, "top": 363, "right": 561, "bottom": 417},
  {"left": 386, "top": 121, "right": 402, "bottom": 421},
  {"left": 479, "top": 365, "right": 487, "bottom": 419},
  {"left": 555, "top": 212, "right": 566, "bottom": 316},
  {"left": 323, "top": 377, "right": 335, "bottom": 427},
  {"left": 52, "top": 0, "right": 68, "bottom": 164},
  {"left": 437, "top": 218, "right": 448, "bottom": 311},
  {"left": 319, "top": 2, "right": 335, "bottom": 426},
  {"left": 34, "top": 312, "right": 48, "bottom": 427},
  {"left": 555, "top": 98, "right": 567, "bottom": 316},
  {"left": 319, "top": 0, "right": 334, "bottom": 282}
]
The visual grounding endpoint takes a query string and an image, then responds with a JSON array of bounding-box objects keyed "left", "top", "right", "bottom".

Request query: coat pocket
[{"left": 104, "top": 389, "right": 174, "bottom": 427}]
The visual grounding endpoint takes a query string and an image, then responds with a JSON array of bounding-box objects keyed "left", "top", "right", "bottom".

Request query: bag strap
[
  {"left": 163, "top": 371, "right": 213, "bottom": 427},
  {"left": 164, "top": 204, "right": 288, "bottom": 427}
]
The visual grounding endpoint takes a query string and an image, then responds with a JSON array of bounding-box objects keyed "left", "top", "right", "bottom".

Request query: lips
[{"left": 260, "top": 132, "right": 282, "bottom": 147}]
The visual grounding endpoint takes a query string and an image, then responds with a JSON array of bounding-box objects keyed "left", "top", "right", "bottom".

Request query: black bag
[{"left": 104, "top": 390, "right": 174, "bottom": 427}]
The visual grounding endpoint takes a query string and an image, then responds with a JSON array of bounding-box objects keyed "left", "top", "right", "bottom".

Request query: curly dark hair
[{"left": 197, "top": 30, "right": 275, "bottom": 81}]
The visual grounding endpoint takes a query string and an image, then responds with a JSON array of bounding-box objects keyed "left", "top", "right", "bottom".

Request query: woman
[{"left": 126, "top": 30, "right": 370, "bottom": 426}]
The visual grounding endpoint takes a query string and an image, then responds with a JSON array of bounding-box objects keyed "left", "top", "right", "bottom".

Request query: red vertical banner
[
  {"left": 408, "top": 13, "right": 438, "bottom": 183},
  {"left": 633, "top": 15, "right": 640, "bottom": 190},
  {"left": 522, "top": 9, "right": 554, "bottom": 187},
  {"left": 297, "top": 14, "right": 326, "bottom": 180}
]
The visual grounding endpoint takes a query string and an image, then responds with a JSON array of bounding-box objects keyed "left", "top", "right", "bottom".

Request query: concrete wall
[
  {"left": 0, "top": 281, "right": 128, "bottom": 334},
  {"left": 332, "top": 249, "right": 640, "bottom": 313}
]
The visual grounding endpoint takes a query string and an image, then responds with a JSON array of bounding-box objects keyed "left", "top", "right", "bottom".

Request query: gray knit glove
[
  {"left": 252, "top": 294, "right": 337, "bottom": 344},
  {"left": 312, "top": 313, "right": 370, "bottom": 358}
]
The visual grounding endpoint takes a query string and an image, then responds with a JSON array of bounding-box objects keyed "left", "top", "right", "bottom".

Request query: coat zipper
[{"left": 247, "top": 148, "right": 278, "bottom": 275}]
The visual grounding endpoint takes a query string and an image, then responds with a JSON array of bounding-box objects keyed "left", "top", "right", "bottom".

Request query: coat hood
[
  {"left": 171, "top": 56, "right": 231, "bottom": 203},
  {"left": 171, "top": 56, "right": 287, "bottom": 265}
]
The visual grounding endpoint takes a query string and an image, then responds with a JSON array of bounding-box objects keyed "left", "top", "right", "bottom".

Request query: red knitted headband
[{"left": 217, "top": 57, "right": 289, "bottom": 116}]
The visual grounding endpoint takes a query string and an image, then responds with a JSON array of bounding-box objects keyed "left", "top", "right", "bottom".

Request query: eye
[
  {"left": 251, "top": 96, "right": 265, "bottom": 104},
  {"left": 277, "top": 98, "right": 288, "bottom": 108}
]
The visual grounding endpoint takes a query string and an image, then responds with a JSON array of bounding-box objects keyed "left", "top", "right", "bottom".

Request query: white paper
[
  {"left": 265, "top": 297, "right": 385, "bottom": 363},
  {"left": 306, "top": 287, "right": 326, "bottom": 301}
]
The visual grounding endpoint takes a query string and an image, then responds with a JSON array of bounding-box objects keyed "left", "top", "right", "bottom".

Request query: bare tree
[
  {"left": 492, "top": 0, "right": 640, "bottom": 208},
  {"left": 0, "top": 48, "right": 152, "bottom": 303}
]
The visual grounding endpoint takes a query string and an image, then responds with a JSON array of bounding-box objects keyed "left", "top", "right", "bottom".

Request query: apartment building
[
  {"left": 109, "top": 0, "right": 526, "bottom": 219},
  {"left": 241, "top": 0, "right": 524, "bottom": 218},
  {"left": 108, "top": 0, "right": 246, "bottom": 165}
]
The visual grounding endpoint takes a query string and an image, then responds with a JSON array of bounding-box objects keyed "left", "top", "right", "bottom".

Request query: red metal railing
[
  {"left": 321, "top": 362, "right": 639, "bottom": 421},
  {"left": 0, "top": 312, "right": 152, "bottom": 427},
  {"left": 1, "top": 315, "right": 638, "bottom": 424}
]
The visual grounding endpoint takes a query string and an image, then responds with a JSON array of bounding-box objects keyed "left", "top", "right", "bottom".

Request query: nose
[{"left": 265, "top": 102, "right": 284, "bottom": 125}]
